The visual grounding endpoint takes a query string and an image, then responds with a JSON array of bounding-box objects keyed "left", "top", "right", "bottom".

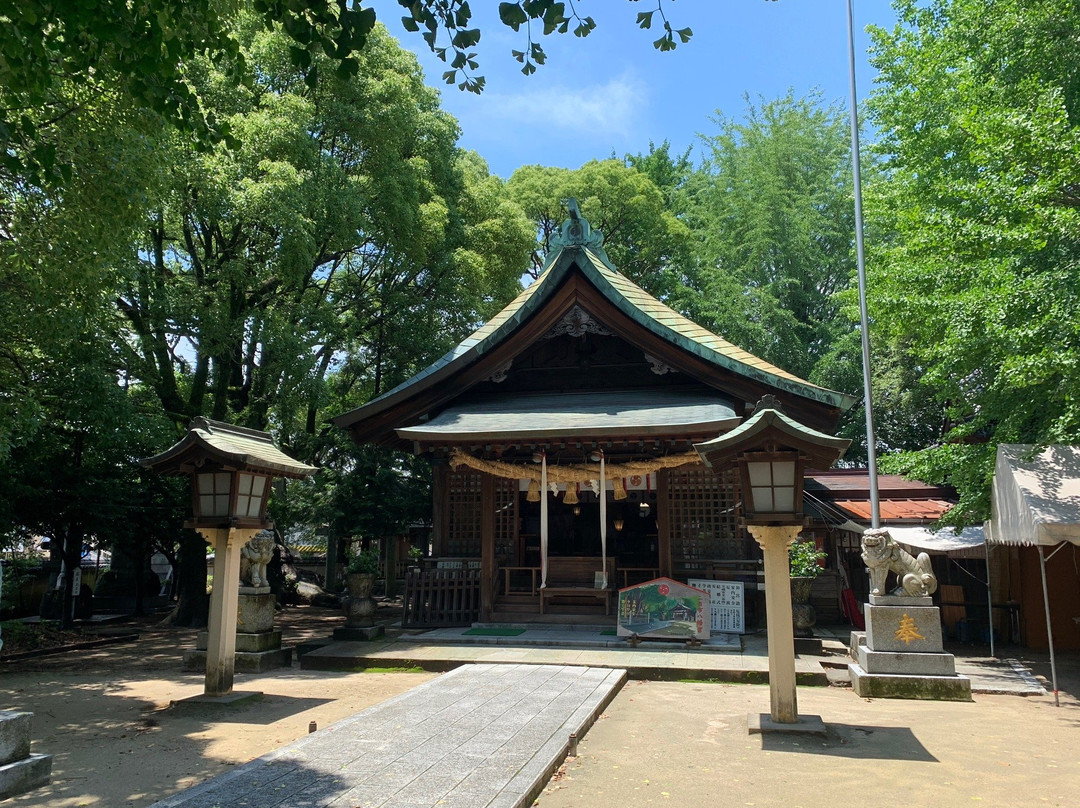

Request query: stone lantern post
[
  {"left": 142, "top": 418, "right": 315, "bottom": 699},
  {"left": 695, "top": 397, "right": 849, "bottom": 731}
]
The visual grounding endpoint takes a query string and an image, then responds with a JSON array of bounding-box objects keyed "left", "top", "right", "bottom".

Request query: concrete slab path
[{"left": 148, "top": 663, "right": 625, "bottom": 808}]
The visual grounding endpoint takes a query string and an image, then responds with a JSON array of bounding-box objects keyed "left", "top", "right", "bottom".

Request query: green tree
[
  {"left": 505, "top": 160, "right": 690, "bottom": 298},
  {"left": 679, "top": 91, "right": 857, "bottom": 380},
  {"left": 1, "top": 0, "right": 695, "bottom": 186},
  {"left": 866, "top": 0, "right": 1080, "bottom": 523}
]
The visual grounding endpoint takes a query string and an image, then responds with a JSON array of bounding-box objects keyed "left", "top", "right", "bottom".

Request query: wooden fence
[{"left": 402, "top": 567, "right": 481, "bottom": 627}]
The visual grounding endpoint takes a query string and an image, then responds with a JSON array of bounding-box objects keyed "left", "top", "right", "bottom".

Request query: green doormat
[{"left": 462, "top": 627, "right": 526, "bottom": 637}]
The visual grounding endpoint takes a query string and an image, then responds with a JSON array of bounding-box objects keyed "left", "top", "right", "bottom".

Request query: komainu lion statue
[
  {"left": 240, "top": 532, "right": 275, "bottom": 589},
  {"left": 861, "top": 527, "right": 937, "bottom": 597}
]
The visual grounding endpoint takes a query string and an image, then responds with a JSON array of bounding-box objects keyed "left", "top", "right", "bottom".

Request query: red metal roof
[{"left": 832, "top": 498, "right": 954, "bottom": 522}]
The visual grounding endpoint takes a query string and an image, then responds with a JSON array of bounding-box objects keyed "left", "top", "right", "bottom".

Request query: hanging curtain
[
  {"left": 540, "top": 452, "right": 548, "bottom": 589},
  {"left": 599, "top": 451, "right": 607, "bottom": 588}
]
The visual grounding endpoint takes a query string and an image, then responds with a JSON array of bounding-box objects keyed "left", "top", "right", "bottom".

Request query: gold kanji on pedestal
[{"left": 894, "top": 613, "right": 926, "bottom": 644}]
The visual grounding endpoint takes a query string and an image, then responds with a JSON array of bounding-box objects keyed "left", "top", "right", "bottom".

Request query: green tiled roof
[
  {"left": 142, "top": 418, "right": 317, "bottom": 478},
  {"left": 334, "top": 244, "right": 854, "bottom": 430}
]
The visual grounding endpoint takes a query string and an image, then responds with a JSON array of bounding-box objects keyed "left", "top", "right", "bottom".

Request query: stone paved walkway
[{"left": 148, "top": 663, "right": 626, "bottom": 808}]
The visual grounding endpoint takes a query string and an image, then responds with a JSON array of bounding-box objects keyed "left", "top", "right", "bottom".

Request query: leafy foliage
[
  {"left": 505, "top": 159, "right": 690, "bottom": 298},
  {"left": 866, "top": 0, "right": 1080, "bottom": 522},
  {"left": 678, "top": 92, "right": 857, "bottom": 381},
  {"left": 789, "top": 539, "right": 826, "bottom": 578}
]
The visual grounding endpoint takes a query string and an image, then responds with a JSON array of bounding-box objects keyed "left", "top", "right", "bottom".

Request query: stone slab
[
  {"left": 169, "top": 691, "right": 263, "bottom": 708},
  {"left": 869, "top": 594, "right": 933, "bottom": 607},
  {"left": 865, "top": 604, "right": 944, "bottom": 653},
  {"left": 148, "top": 663, "right": 626, "bottom": 808},
  {"left": 236, "top": 592, "right": 276, "bottom": 634},
  {"left": 849, "top": 663, "right": 972, "bottom": 701},
  {"left": 747, "top": 713, "right": 827, "bottom": 736},
  {"left": 0, "top": 712, "right": 32, "bottom": 766},
  {"left": 333, "top": 625, "right": 386, "bottom": 641},
  {"left": 857, "top": 644, "right": 956, "bottom": 675},
  {"left": 849, "top": 630, "right": 866, "bottom": 659},
  {"left": 195, "top": 629, "right": 282, "bottom": 653},
  {"left": 0, "top": 753, "right": 52, "bottom": 799},
  {"left": 793, "top": 637, "right": 823, "bottom": 656},
  {"left": 183, "top": 647, "right": 292, "bottom": 673}
]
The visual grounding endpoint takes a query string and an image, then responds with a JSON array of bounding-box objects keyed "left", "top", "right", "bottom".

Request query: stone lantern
[
  {"left": 695, "top": 397, "right": 849, "bottom": 730},
  {"left": 142, "top": 418, "right": 315, "bottom": 699}
]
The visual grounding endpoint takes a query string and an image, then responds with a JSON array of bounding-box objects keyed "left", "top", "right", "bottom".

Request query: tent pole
[
  {"left": 984, "top": 540, "right": 995, "bottom": 658},
  {"left": 1037, "top": 545, "right": 1059, "bottom": 707}
]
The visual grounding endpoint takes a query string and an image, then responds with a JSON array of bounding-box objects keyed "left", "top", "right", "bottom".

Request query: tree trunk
[{"left": 172, "top": 529, "right": 209, "bottom": 627}]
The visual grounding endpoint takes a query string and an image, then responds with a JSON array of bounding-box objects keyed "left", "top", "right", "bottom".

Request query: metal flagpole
[{"left": 847, "top": 0, "right": 881, "bottom": 528}]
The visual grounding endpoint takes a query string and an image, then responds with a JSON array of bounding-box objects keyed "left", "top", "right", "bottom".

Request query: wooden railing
[
  {"left": 402, "top": 567, "right": 481, "bottom": 627},
  {"left": 503, "top": 566, "right": 540, "bottom": 596},
  {"left": 672, "top": 558, "right": 764, "bottom": 591},
  {"left": 619, "top": 567, "right": 660, "bottom": 589}
]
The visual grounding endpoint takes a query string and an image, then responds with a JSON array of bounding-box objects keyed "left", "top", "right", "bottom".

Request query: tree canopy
[{"left": 866, "top": 0, "right": 1080, "bottom": 522}]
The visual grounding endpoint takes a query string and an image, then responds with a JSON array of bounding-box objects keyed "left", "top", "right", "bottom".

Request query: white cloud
[{"left": 469, "top": 73, "right": 647, "bottom": 143}]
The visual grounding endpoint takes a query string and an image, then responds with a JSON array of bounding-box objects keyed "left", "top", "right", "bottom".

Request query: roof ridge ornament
[{"left": 548, "top": 197, "right": 608, "bottom": 257}]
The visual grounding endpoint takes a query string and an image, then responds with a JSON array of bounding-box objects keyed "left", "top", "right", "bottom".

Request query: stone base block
[
  {"left": 748, "top": 713, "right": 827, "bottom": 736},
  {"left": 0, "top": 712, "right": 32, "bottom": 766},
  {"left": 237, "top": 592, "right": 276, "bottom": 634},
  {"left": 196, "top": 630, "right": 283, "bottom": 654},
  {"left": 793, "top": 637, "right": 823, "bottom": 656},
  {"left": 183, "top": 647, "right": 292, "bottom": 673},
  {"left": 857, "top": 644, "right": 956, "bottom": 675},
  {"left": 0, "top": 753, "right": 52, "bottom": 799},
  {"left": 849, "top": 663, "right": 972, "bottom": 701},
  {"left": 849, "top": 630, "right": 866, "bottom": 660},
  {"left": 865, "top": 604, "right": 944, "bottom": 653},
  {"left": 170, "top": 691, "right": 263, "bottom": 708},
  {"left": 333, "top": 625, "right": 386, "bottom": 641},
  {"left": 869, "top": 594, "right": 933, "bottom": 607}
]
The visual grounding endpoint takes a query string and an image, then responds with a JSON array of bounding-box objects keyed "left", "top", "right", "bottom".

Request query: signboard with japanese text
[
  {"left": 688, "top": 578, "right": 744, "bottom": 634},
  {"left": 617, "top": 578, "right": 710, "bottom": 640}
]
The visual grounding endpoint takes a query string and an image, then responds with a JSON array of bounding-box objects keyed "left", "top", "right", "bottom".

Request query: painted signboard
[
  {"left": 688, "top": 578, "right": 745, "bottom": 634},
  {"left": 617, "top": 577, "right": 711, "bottom": 640}
]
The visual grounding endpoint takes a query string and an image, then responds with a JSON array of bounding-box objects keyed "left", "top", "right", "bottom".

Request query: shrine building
[{"left": 334, "top": 205, "right": 856, "bottom": 626}]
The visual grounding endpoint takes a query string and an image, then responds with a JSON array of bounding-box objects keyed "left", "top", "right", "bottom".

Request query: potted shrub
[
  {"left": 343, "top": 545, "right": 381, "bottom": 628},
  {"left": 789, "top": 539, "right": 826, "bottom": 637},
  {"left": 407, "top": 545, "right": 424, "bottom": 569}
]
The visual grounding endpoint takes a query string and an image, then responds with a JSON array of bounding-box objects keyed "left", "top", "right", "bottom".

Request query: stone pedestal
[
  {"left": 848, "top": 596, "right": 971, "bottom": 701},
  {"left": 185, "top": 590, "right": 292, "bottom": 674},
  {"left": 0, "top": 712, "right": 51, "bottom": 799}
]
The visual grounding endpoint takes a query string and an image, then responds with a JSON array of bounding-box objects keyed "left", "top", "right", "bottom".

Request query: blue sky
[{"left": 371, "top": 1, "right": 899, "bottom": 178}]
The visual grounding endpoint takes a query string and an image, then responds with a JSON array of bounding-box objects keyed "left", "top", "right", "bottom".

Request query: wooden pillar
[
  {"left": 384, "top": 537, "right": 399, "bottom": 597},
  {"left": 480, "top": 474, "right": 495, "bottom": 620},
  {"left": 656, "top": 470, "right": 672, "bottom": 579},
  {"left": 202, "top": 527, "right": 258, "bottom": 697},
  {"left": 431, "top": 459, "right": 449, "bottom": 557},
  {"left": 748, "top": 524, "right": 802, "bottom": 724}
]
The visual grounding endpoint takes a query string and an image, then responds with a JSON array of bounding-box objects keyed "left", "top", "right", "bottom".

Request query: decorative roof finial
[{"left": 549, "top": 197, "right": 605, "bottom": 253}]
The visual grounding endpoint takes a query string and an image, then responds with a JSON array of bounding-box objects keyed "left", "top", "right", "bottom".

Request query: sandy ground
[
  {"left": 3, "top": 607, "right": 1079, "bottom": 808},
  {"left": 0, "top": 607, "right": 435, "bottom": 807},
  {"left": 538, "top": 669, "right": 1080, "bottom": 808}
]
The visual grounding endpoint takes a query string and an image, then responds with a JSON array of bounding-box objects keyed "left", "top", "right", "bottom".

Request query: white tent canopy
[
  {"left": 889, "top": 525, "right": 985, "bottom": 555},
  {"left": 985, "top": 444, "right": 1080, "bottom": 547},
  {"left": 984, "top": 443, "right": 1080, "bottom": 707}
]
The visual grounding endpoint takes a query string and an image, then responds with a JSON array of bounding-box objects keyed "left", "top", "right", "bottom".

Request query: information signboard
[{"left": 689, "top": 579, "right": 744, "bottom": 634}]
